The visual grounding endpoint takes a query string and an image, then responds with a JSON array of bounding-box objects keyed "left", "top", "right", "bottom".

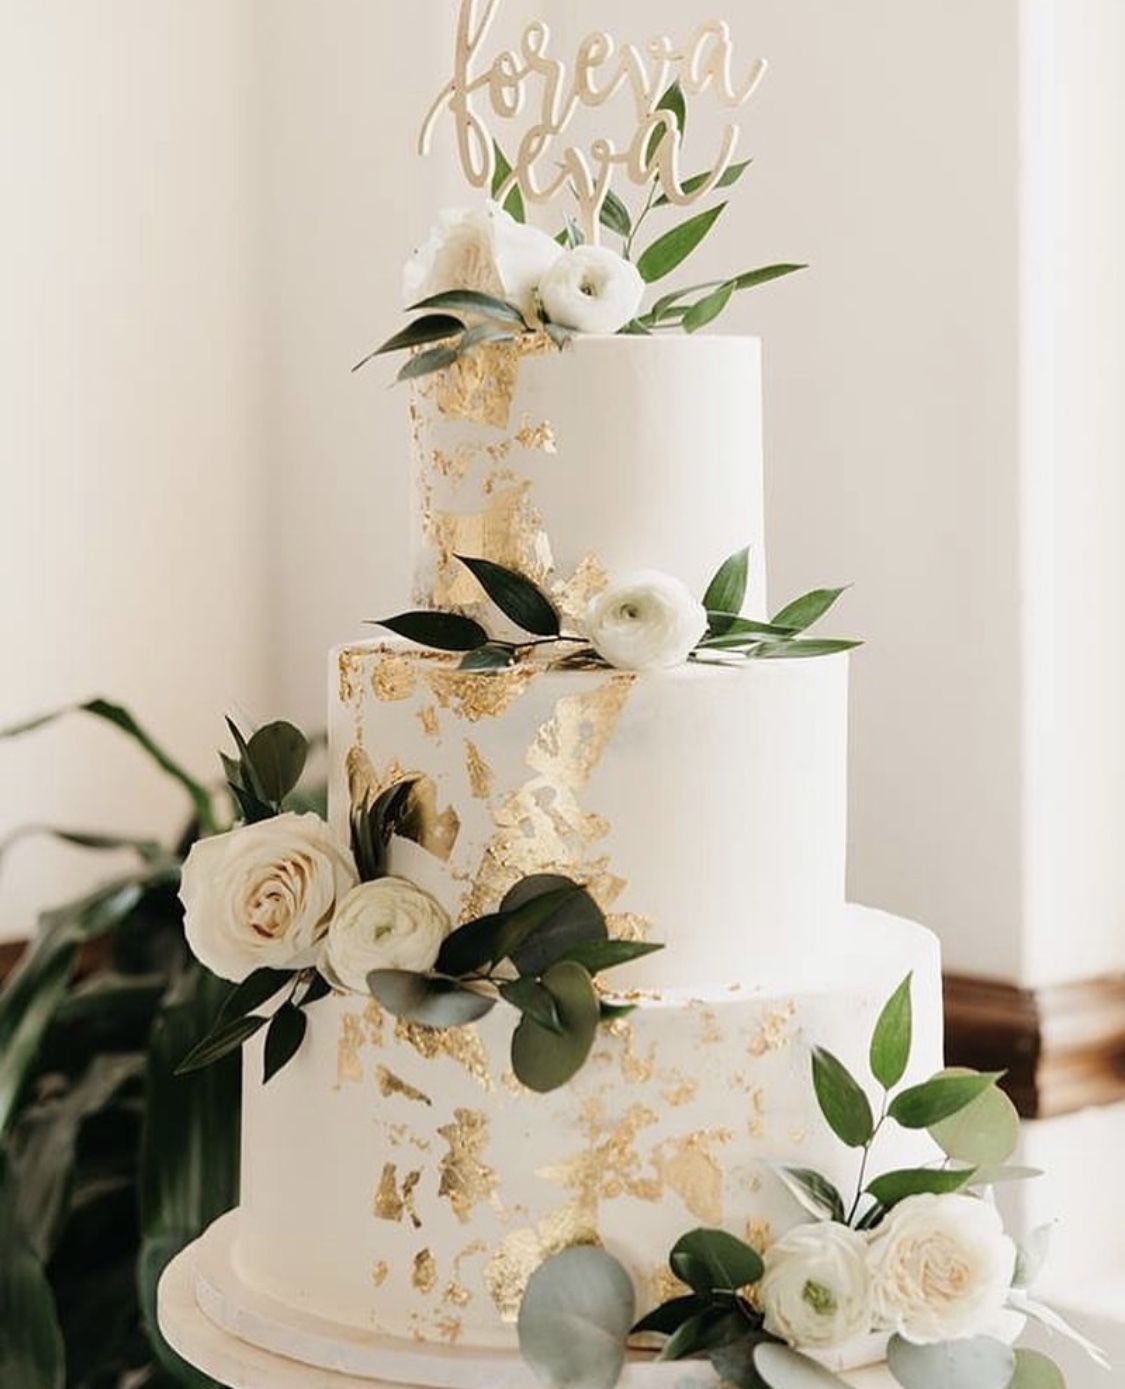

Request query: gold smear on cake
[
  {"left": 394, "top": 1020, "right": 494, "bottom": 1091},
  {"left": 661, "top": 1075, "right": 699, "bottom": 1107},
  {"left": 443, "top": 1240, "right": 487, "bottom": 1311},
  {"left": 431, "top": 445, "right": 475, "bottom": 481},
  {"left": 744, "top": 1218, "right": 773, "bottom": 1255},
  {"left": 418, "top": 705, "right": 440, "bottom": 739},
  {"left": 513, "top": 416, "right": 558, "bottom": 453},
  {"left": 605, "top": 911, "right": 652, "bottom": 943},
  {"left": 653, "top": 1132, "right": 731, "bottom": 1225},
  {"left": 464, "top": 740, "right": 494, "bottom": 799},
  {"left": 430, "top": 339, "right": 522, "bottom": 428},
  {"left": 338, "top": 646, "right": 368, "bottom": 706},
  {"left": 371, "top": 649, "right": 419, "bottom": 703},
  {"left": 336, "top": 1002, "right": 385, "bottom": 1086},
  {"left": 426, "top": 663, "right": 538, "bottom": 723},
  {"left": 371, "top": 1261, "right": 389, "bottom": 1288},
  {"left": 747, "top": 1002, "right": 797, "bottom": 1057},
  {"left": 374, "top": 1163, "right": 423, "bottom": 1226},
  {"left": 434, "top": 1314, "right": 463, "bottom": 1344},
  {"left": 483, "top": 1207, "right": 599, "bottom": 1321},
  {"left": 376, "top": 1066, "right": 433, "bottom": 1107},
  {"left": 647, "top": 1264, "right": 688, "bottom": 1307},
  {"left": 501, "top": 1070, "right": 524, "bottom": 1095},
  {"left": 437, "top": 1108, "right": 498, "bottom": 1223},
  {"left": 412, "top": 1249, "right": 438, "bottom": 1294},
  {"left": 539, "top": 1100, "right": 662, "bottom": 1215},
  {"left": 748, "top": 1087, "right": 767, "bottom": 1139},
  {"left": 384, "top": 1121, "right": 432, "bottom": 1154},
  {"left": 603, "top": 1018, "right": 656, "bottom": 1084},
  {"left": 346, "top": 751, "right": 460, "bottom": 863},
  {"left": 426, "top": 482, "right": 553, "bottom": 608},
  {"left": 687, "top": 1001, "right": 724, "bottom": 1046},
  {"left": 552, "top": 553, "right": 610, "bottom": 629}
]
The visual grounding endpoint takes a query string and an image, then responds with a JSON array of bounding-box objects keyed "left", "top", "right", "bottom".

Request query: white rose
[
  {"left": 180, "top": 813, "right": 357, "bottom": 983},
  {"left": 761, "top": 1223, "right": 875, "bottom": 1349},
  {"left": 868, "top": 1194, "right": 1017, "bottom": 1345},
  {"left": 324, "top": 877, "right": 451, "bottom": 994},
  {"left": 402, "top": 202, "right": 562, "bottom": 320},
  {"left": 586, "top": 571, "right": 708, "bottom": 671},
  {"left": 538, "top": 245, "right": 645, "bottom": 334}
]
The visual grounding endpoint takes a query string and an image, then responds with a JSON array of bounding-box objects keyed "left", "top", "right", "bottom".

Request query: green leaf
[
  {"left": 637, "top": 204, "right": 727, "bottom": 284},
  {"left": 437, "top": 884, "right": 587, "bottom": 977},
  {"left": 0, "top": 824, "right": 168, "bottom": 873},
  {"left": 631, "top": 1294, "right": 710, "bottom": 1336},
  {"left": 886, "top": 1335, "right": 1015, "bottom": 1389},
  {"left": 703, "top": 547, "right": 751, "bottom": 619},
  {"left": 216, "top": 968, "right": 291, "bottom": 1027},
  {"left": 657, "top": 1307, "right": 747, "bottom": 1361},
  {"left": 1009, "top": 1290, "right": 1110, "bottom": 1368},
  {"left": 733, "top": 264, "right": 808, "bottom": 292},
  {"left": 770, "top": 1166, "right": 846, "bottom": 1223},
  {"left": 702, "top": 616, "right": 798, "bottom": 643},
  {"left": 367, "top": 972, "right": 496, "bottom": 1027},
  {"left": 262, "top": 1003, "right": 308, "bottom": 1084},
  {"left": 644, "top": 80, "right": 686, "bottom": 168},
  {"left": 556, "top": 939, "right": 664, "bottom": 974},
  {"left": 928, "top": 1067, "right": 1020, "bottom": 1164},
  {"left": 865, "top": 1165, "right": 976, "bottom": 1208},
  {"left": 353, "top": 314, "right": 464, "bottom": 370},
  {"left": 456, "top": 555, "right": 560, "bottom": 637},
  {"left": 492, "top": 141, "right": 526, "bottom": 222},
  {"left": 966, "top": 1164, "right": 1042, "bottom": 1186},
  {"left": 372, "top": 611, "right": 489, "bottom": 652},
  {"left": 599, "top": 189, "right": 633, "bottom": 239},
  {"left": 770, "top": 588, "right": 849, "bottom": 633},
  {"left": 811, "top": 1047, "right": 874, "bottom": 1148},
  {"left": 502, "top": 875, "right": 607, "bottom": 976},
  {"left": 1007, "top": 1350, "right": 1066, "bottom": 1389},
  {"left": 407, "top": 289, "right": 527, "bottom": 327},
  {"left": 499, "top": 978, "right": 563, "bottom": 1034},
  {"left": 298, "top": 970, "right": 333, "bottom": 1008},
  {"left": 397, "top": 345, "right": 461, "bottom": 382},
  {"left": 753, "top": 1344, "right": 852, "bottom": 1388},
  {"left": 888, "top": 1070, "right": 1005, "bottom": 1130},
  {"left": 460, "top": 643, "right": 518, "bottom": 671},
  {"left": 459, "top": 322, "right": 519, "bottom": 352},
  {"left": 518, "top": 1246, "right": 635, "bottom": 1389},
  {"left": 870, "top": 973, "right": 914, "bottom": 1090},
  {"left": 246, "top": 721, "right": 308, "bottom": 806},
  {"left": 669, "top": 1228, "right": 763, "bottom": 1295},
  {"left": 710, "top": 1337, "right": 775, "bottom": 1389},
  {"left": 173, "top": 1013, "right": 268, "bottom": 1076},
  {"left": 749, "top": 640, "right": 862, "bottom": 660},
  {"left": 510, "top": 962, "right": 600, "bottom": 1093},
  {"left": 654, "top": 159, "right": 752, "bottom": 205},
  {"left": 684, "top": 280, "right": 736, "bottom": 333},
  {"left": 0, "top": 1155, "right": 64, "bottom": 1389}
]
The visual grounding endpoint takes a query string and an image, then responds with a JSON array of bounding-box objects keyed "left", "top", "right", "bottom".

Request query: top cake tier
[{"left": 409, "top": 335, "right": 766, "bottom": 622}]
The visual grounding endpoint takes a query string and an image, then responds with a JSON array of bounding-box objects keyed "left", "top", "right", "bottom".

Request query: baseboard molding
[{"left": 944, "top": 972, "right": 1125, "bottom": 1119}]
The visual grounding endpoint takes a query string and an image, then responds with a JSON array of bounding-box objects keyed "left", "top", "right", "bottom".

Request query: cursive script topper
[{"left": 420, "top": 0, "right": 767, "bottom": 243}]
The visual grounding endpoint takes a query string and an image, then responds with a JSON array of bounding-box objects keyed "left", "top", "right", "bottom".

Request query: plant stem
[
  {"left": 848, "top": 1091, "right": 889, "bottom": 1225},
  {"left": 625, "top": 178, "right": 660, "bottom": 259}
]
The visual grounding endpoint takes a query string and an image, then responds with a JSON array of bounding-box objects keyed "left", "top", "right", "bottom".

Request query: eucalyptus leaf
[
  {"left": 637, "top": 204, "right": 727, "bottom": 284},
  {"left": 644, "top": 80, "right": 686, "bottom": 168},
  {"left": 710, "top": 1336, "right": 776, "bottom": 1389},
  {"left": 1012, "top": 1223, "right": 1053, "bottom": 1290},
  {"left": 518, "top": 1245, "right": 635, "bottom": 1389},
  {"left": 684, "top": 280, "right": 736, "bottom": 333},
  {"left": 753, "top": 1343, "right": 853, "bottom": 1388},
  {"left": 407, "top": 289, "right": 527, "bottom": 327},
  {"left": 262, "top": 1003, "right": 307, "bottom": 1085},
  {"left": 748, "top": 640, "right": 862, "bottom": 660},
  {"left": 246, "top": 721, "right": 308, "bottom": 805},
  {"left": 173, "top": 1013, "right": 268, "bottom": 1075},
  {"left": 460, "top": 643, "right": 518, "bottom": 671},
  {"left": 657, "top": 1307, "right": 747, "bottom": 1361},
  {"left": 353, "top": 313, "right": 463, "bottom": 369},
  {"left": 502, "top": 875, "right": 607, "bottom": 977},
  {"left": 372, "top": 611, "right": 489, "bottom": 652},
  {"left": 928, "top": 1068, "right": 1020, "bottom": 1165},
  {"left": 397, "top": 345, "right": 461, "bottom": 382},
  {"left": 1008, "top": 1290, "right": 1110, "bottom": 1368},
  {"left": 769, "top": 1166, "right": 846, "bottom": 1223},
  {"left": 557, "top": 939, "right": 664, "bottom": 974},
  {"left": 865, "top": 1165, "right": 976, "bottom": 1208},
  {"left": 669, "top": 1228, "right": 763, "bottom": 1295},
  {"left": 811, "top": 1047, "right": 874, "bottom": 1148},
  {"left": 631, "top": 1294, "right": 710, "bottom": 1336},
  {"left": 967, "top": 1164, "right": 1042, "bottom": 1187},
  {"left": 455, "top": 554, "right": 560, "bottom": 637},
  {"left": 886, "top": 1334, "right": 1015, "bottom": 1389},
  {"left": 510, "top": 962, "right": 600, "bottom": 1093},
  {"left": 599, "top": 189, "right": 633, "bottom": 239},
  {"left": 459, "top": 322, "right": 518, "bottom": 352},
  {"left": 870, "top": 973, "right": 914, "bottom": 1090},
  {"left": 492, "top": 141, "right": 526, "bottom": 222},
  {"left": 435, "top": 883, "right": 590, "bottom": 975},
  {"left": 888, "top": 1070, "right": 1004, "bottom": 1130},
  {"left": 702, "top": 547, "right": 751, "bottom": 620},
  {"left": 654, "top": 159, "right": 752, "bottom": 205},
  {"left": 1007, "top": 1349, "right": 1066, "bottom": 1389},
  {"left": 770, "top": 588, "right": 849, "bottom": 633},
  {"left": 499, "top": 978, "right": 563, "bottom": 1035},
  {"left": 366, "top": 971, "right": 495, "bottom": 1027}
]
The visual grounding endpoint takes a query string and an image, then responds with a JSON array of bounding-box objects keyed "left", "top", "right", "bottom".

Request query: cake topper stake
[{"left": 420, "top": 0, "right": 768, "bottom": 242}]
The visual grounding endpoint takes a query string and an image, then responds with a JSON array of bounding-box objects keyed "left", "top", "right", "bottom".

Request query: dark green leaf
[
  {"left": 502, "top": 875, "right": 607, "bottom": 976},
  {"left": 367, "top": 971, "right": 496, "bottom": 1027},
  {"left": 298, "top": 970, "right": 333, "bottom": 1008},
  {"left": 646, "top": 280, "right": 723, "bottom": 324},
  {"left": 460, "top": 643, "right": 518, "bottom": 671},
  {"left": 0, "top": 1155, "right": 64, "bottom": 1389},
  {"left": 619, "top": 318, "right": 654, "bottom": 335},
  {"left": 544, "top": 321, "right": 575, "bottom": 349},
  {"left": 658, "top": 1306, "right": 747, "bottom": 1361},
  {"left": 770, "top": 1166, "right": 847, "bottom": 1223},
  {"left": 631, "top": 1294, "right": 710, "bottom": 1336},
  {"left": 644, "top": 81, "right": 687, "bottom": 168},
  {"left": 811, "top": 1047, "right": 874, "bottom": 1148},
  {"left": 702, "top": 547, "right": 751, "bottom": 619},
  {"left": 684, "top": 280, "right": 736, "bottom": 333},
  {"left": 887, "top": 1335, "right": 1015, "bottom": 1389},
  {"left": 0, "top": 823, "right": 168, "bottom": 873},
  {"left": 492, "top": 141, "right": 526, "bottom": 222},
  {"left": 865, "top": 1165, "right": 976, "bottom": 1208},
  {"left": 397, "top": 345, "right": 461, "bottom": 382},
  {"left": 599, "top": 1001, "right": 636, "bottom": 1022},
  {"left": 599, "top": 189, "right": 633, "bottom": 239},
  {"left": 749, "top": 639, "right": 862, "bottom": 660},
  {"left": 888, "top": 1071, "right": 1005, "bottom": 1130},
  {"left": 459, "top": 322, "right": 518, "bottom": 353},
  {"left": 262, "top": 1003, "right": 307, "bottom": 1084},
  {"left": 173, "top": 1013, "right": 268, "bottom": 1076},
  {"left": 407, "top": 289, "right": 527, "bottom": 327},
  {"left": 733, "top": 264, "right": 808, "bottom": 292},
  {"left": 702, "top": 616, "right": 797, "bottom": 643},
  {"left": 372, "top": 611, "right": 489, "bottom": 652},
  {"left": 753, "top": 1344, "right": 853, "bottom": 1388},
  {"left": 669, "top": 1228, "right": 763, "bottom": 1296},
  {"left": 518, "top": 1246, "right": 635, "bottom": 1389},
  {"left": 510, "top": 962, "right": 600, "bottom": 1093},
  {"left": 654, "top": 159, "right": 752, "bottom": 205},
  {"left": 499, "top": 978, "right": 562, "bottom": 1034},
  {"left": 353, "top": 314, "right": 464, "bottom": 370},
  {"left": 870, "top": 973, "right": 913, "bottom": 1090},
  {"left": 711, "top": 1337, "right": 775, "bottom": 1389},
  {"left": 637, "top": 204, "right": 727, "bottom": 284},
  {"left": 216, "top": 968, "right": 291, "bottom": 1027},
  {"left": 770, "top": 588, "right": 848, "bottom": 633},
  {"left": 557, "top": 939, "right": 665, "bottom": 974},
  {"left": 928, "top": 1068, "right": 1020, "bottom": 1164},
  {"left": 436, "top": 885, "right": 585, "bottom": 977},
  {"left": 246, "top": 721, "right": 308, "bottom": 806},
  {"left": 456, "top": 555, "right": 560, "bottom": 637}
]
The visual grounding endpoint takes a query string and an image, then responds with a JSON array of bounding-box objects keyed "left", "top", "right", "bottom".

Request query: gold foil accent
[
  {"left": 394, "top": 1020, "right": 494, "bottom": 1091},
  {"left": 338, "top": 647, "right": 368, "bottom": 706},
  {"left": 426, "top": 663, "right": 538, "bottom": 722},
  {"left": 606, "top": 911, "right": 652, "bottom": 943},
  {"left": 438, "top": 1108, "right": 498, "bottom": 1223},
  {"left": 371, "top": 1261, "right": 389, "bottom": 1288},
  {"left": 513, "top": 416, "right": 558, "bottom": 453},
  {"left": 412, "top": 1249, "right": 438, "bottom": 1294},
  {"left": 376, "top": 1066, "right": 433, "bottom": 1107},
  {"left": 744, "top": 1218, "right": 773, "bottom": 1255},
  {"left": 747, "top": 1003, "right": 797, "bottom": 1056},
  {"left": 654, "top": 1132, "right": 730, "bottom": 1224},
  {"left": 604, "top": 1018, "right": 656, "bottom": 1084},
  {"left": 444, "top": 1239, "right": 487, "bottom": 1311},
  {"left": 372, "top": 649, "right": 419, "bottom": 703},
  {"left": 662, "top": 1075, "right": 699, "bottom": 1107},
  {"left": 648, "top": 1264, "right": 688, "bottom": 1307},
  {"left": 418, "top": 705, "right": 440, "bottom": 739},
  {"left": 435, "top": 1314, "right": 463, "bottom": 1344},
  {"left": 426, "top": 482, "right": 553, "bottom": 608},
  {"left": 464, "top": 740, "right": 494, "bottom": 800},
  {"left": 337, "top": 1002, "right": 385, "bottom": 1086},
  {"left": 431, "top": 340, "right": 522, "bottom": 429},
  {"left": 346, "top": 751, "right": 460, "bottom": 864},
  {"left": 483, "top": 1208, "right": 599, "bottom": 1321},
  {"left": 552, "top": 553, "right": 610, "bottom": 629}
]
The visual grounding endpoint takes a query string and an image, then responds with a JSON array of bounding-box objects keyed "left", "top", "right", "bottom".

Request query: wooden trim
[
  {"left": 0, "top": 938, "right": 26, "bottom": 981},
  {"left": 944, "top": 971, "right": 1125, "bottom": 1119}
]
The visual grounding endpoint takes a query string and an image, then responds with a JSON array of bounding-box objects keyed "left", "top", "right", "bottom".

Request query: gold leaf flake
[
  {"left": 437, "top": 1108, "right": 498, "bottom": 1223},
  {"left": 661, "top": 1075, "right": 699, "bottom": 1107},
  {"left": 513, "top": 416, "right": 558, "bottom": 453},
  {"left": 347, "top": 752, "right": 460, "bottom": 864},
  {"left": 337, "top": 1014, "right": 366, "bottom": 1087},
  {"left": 371, "top": 1261, "right": 389, "bottom": 1288},
  {"left": 747, "top": 1002, "right": 797, "bottom": 1056},
  {"left": 376, "top": 1066, "right": 433, "bottom": 1107},
  {"left": 464, "top": 740, "right": 494, "bottom": 799},
  {"left": 418, "top": 705, "right": 440, "bottom": 739},
  {"left": 654, "top": 1132, "right": 731, "bottom": 1225},
  {"left": 430, "top": 340, "right": 522, "bottom": 429},
  {"left": 412, "top": 1249, "right": 438, "bottom": 1294},
  {"left": 434, "top": 1314, "right": 462, "bottom": 1343},
  {"left": 426, "top": 482, "right": 553, "bottom": 608},
  {"left": 426, "top": 663, "right": 538, "bottom": 722},
  {"left": 604, "top": 1018, "right": 655, "bottom": 1084},
  {"left": 552, "top": 553, "right": 610, "bottom": 629},
  {"left": 394, "top": 1020, "right": 494, "bottom": 1091},
  {"left": 646, "top": 1264, "right": 688, "bottom": 1308},
  {"left": 606, "top": 911, "right": 652, "bottom": 943},
  {"left": 744, "top": 1218, "right": 772, "bottom": 1255},
  {"left": 483, "top": 1208, "right": 599, "bottom": 1321},
  {"left": 372, "top": 649, "right": 419, "bottom": 703},
  {"left": 374, "top": 1163, "right": 403, "bottom": 1222},
  {"left": 338, "top": 647, "right": 368, "bottom": 706}
]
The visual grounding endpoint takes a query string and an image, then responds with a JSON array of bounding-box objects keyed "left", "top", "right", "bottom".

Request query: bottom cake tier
[{"left": 232, "top": 906, "right": 943, "bottom": 1358}]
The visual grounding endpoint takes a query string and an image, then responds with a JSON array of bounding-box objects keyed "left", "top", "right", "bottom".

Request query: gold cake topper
[{"left": 420, "top": 0, "right": 767, "bottom": 242}]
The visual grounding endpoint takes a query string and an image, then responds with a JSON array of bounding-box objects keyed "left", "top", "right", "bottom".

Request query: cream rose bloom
[
  {"left": 538, "top": 245, "right": 645, "bottom": 334},
  {"left": 761, "top": 1223, "right": 875, "bottom": 1349},
  {"left": 586, "top": 571, "right": 708, "bottom": 671},
  {"left": 324, "top": 877, "right": 451, "bottom": 994},
  {"left": 868, "top": 1194, "right": 1017, "bottom": 1344},
  {"left": 180, "top": 813, "right": 357, "bottom": 982},
  {"left": 402, "top": 202, "right": 562, "bottom": 320}
]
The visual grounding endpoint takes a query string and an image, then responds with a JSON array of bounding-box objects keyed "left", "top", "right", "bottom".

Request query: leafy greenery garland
[
  {"left": 354, "top": 82, "right": 806, "bottom": 383},
  {"left": 374, "top": 547, "right": 860, "bottom": 670}
]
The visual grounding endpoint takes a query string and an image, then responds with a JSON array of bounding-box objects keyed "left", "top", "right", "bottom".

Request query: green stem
[
  {"left": 848, "top": 1092, "right": 889, "bottom": 1225},
  {"left": 624, "top": 178, "right": 660, "bottom": 259}
]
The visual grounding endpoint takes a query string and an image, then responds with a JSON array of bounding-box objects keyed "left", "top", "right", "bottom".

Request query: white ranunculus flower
[
  {"left": 868, "top": 1194, "right": 1017, "bottom": 1345},
  {"left": 180, "top": 813, "right": 357, "bottom": 983},
  {"left": 402, "top": 202, "right": 562, "bottom": 320},
  {"left": 324, "top": 876, "right": 451, "bottom": 994},
  {"left": 761, "top": 1223, "right": 875, "bottom": 1349},
  {"left": 585, "top": 571, "right": 708, "bottom": 671},
  {"left": 538, "top": 245, "right": 645, "bottom": 334}
]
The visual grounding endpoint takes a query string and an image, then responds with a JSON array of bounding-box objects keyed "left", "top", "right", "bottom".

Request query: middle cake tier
[{"left": 332, "top": 643, "right": 849, "bottom": 989}]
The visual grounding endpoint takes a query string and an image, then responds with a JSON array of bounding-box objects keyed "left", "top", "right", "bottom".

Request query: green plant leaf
[
  {"left": 886, "top": 1334, "right": 1015, "bottom": 1389},
  {"left": 703, "top": 547, "right": 751, "bottom": 619},
  {"left": 262, "top": 1003, "right": 307, "bottom": 1084},
  {"left": 353, "top": 314, "right": 464, "bottom": 370},
  {"left": 351, "top": 777, "right": 418, "bottom": 881},
  {"left": 654, "top": 159, "right": 752, "bottom": 205},
  {"left": 637, "top": 203, "right": 727, "bottom": 284},
  {"left": 669, "top": 1228, "right": 763, "bottom": 1295},
  {"left": 749, "top": 640, "right": 862, "bottom": 660},
  {"left": 657, "top": 1306, "right": 747, "bottom": 1361},
  {"left": 928, "top": 1068, "right": 1020, "bottom": 1164},
  {"left": 599, "top": 189, "right": 633, "bottom": 239},
  {"left": 769, "top": 1166, "right": 847, "bottom": 1223},
  {"left": 1007, "top": 1350, "right": 1066, "bottom": 1389},
  {"left": 710, "top": 1336, "right": 775, "bottom": 1389},
  {"left": 510, "top": 962, "right": 600, "bottom": 1093},
  {"left": 870, "top": 973, "right": 914, "bottom": 1090},
  {"left": 631, "top": 1294, "right": 710, "bottom": 1336},
  {"left": 407, "top": 289, "right": 527, "bottom": 327},
  {"left": 865, "top": 1165, "right": 976, "bottom": 1208},
  {"left": 684, "top": 280, "right": 736, "bottom": 333},
  {"left": 216, "top": 968, "right": 291, "bottom": 1027},
  {"left": 1012, "top": 1223, "right": 1053, "bottom": 1290},
  {"left": 245, "top": 721, "right": 308, "bottom": 806},
  {"left": 966, "top": 1164, "right": 1042, "bottom": 1186},
  {"left": 503, "top": 875, "right": 607, "bottom": 976},
  {"left": 298, "top": 970, "right": 333, "bottom": 1008},
  {"left": 173, "top": 1013, "right": 268, "bottom": 1075},
  {"left": 811, "top": 1047, "right": 874, "bottom": 1148},
  {"left": 888, "top": 1070, "right": 1005, "bottom": 1130},
  {"left": 518, "top": 1245, "right": 635, "bottom": 1389},
  {"left": 1009, "top": 1290, "right": 1110, "bottom": 1368},
  {"left": 372, "top": 611, "right": 489, "bottom": 651},
  {"left": 397, "top": 345, "right": 461, "bottom": 382},
  {"left": 460, "top": 643, "right": 518, "bottom": 671},
  {"left": 644, "top": 80, "right": 686, "bottom": 168},
  {"left": 702, "top": 617, "right": 798, "bottom": 644},
  {"left": 456, "top": 555, "right": 560, "bottom": 637},
  {"left": 459, "top": 322, "right": 519, "bottom": 353},
  {"left": 770, "top": 588, "right": 849, "bottom": 633},
  {"left": 436, "top": 884, "right": 588, "bottom": 977},
  {"left": 367, "top": 971, "right": 496, "bottom": 1027},
  {"left": 733, "top": 264, "right": 808, "bottom": 292},
  {"left": 0, "top": 1155, "right": 64, "bottom": 1389},
  {"left": 0, "top": 824, "right": 169, "bottom": 873},
  {"left": 499, "top": 978, "right": 563, "bottom": 1034},
  {"left": 753, "top": 1344, "right": 852, "bottom": 1388},
  {"left": 492, "top": 141, "right": 526, "bottom": 222},
  {"left": 556, "top": 939, "right": 664, "bottom": 974}
]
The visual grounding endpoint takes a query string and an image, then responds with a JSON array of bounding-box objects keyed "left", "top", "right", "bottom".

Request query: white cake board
[{"left": 158, "top": 1211, "right": 898, "bottom": 1389}]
